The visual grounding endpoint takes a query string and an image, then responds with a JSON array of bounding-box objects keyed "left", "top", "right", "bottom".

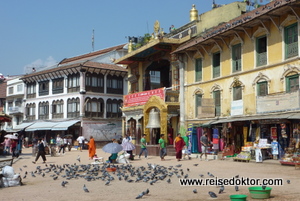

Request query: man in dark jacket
[{"left": 32, "top": 139, "right": 47, "bottom": 164}]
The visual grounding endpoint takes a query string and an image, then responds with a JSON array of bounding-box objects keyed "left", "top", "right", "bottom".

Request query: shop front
[
  {"left": 122, "top": 88, "right": 180, "bottom": 156},
  {"left": 209, "top": 113, "right": 297, "bottom": 162}
]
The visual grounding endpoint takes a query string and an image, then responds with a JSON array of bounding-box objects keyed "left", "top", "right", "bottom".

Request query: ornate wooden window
[
  {"left": 285, "top": 23, "right": 298, "bottom": 59},
  {"left": 38, "top": 101, "right": 49, "bottom": 120}
]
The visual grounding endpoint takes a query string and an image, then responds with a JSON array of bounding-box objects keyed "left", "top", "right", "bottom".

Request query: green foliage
[{"left": 132, "top": 33, "right": 152, "bottom": 50}]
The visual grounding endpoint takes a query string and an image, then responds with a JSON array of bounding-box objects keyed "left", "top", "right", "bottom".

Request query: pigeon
[
  {"left": 287, "top": 180, "right": 290, "bottom": 184},
  {"left": 105, "top": 180, "right": 110, "bottom": 185},
  {"left": 193, "top": 189, "right": 197, "bottom": 193},
  {"left": 77, "top": 155, "right": 81, "bottom": 163},
  {"left": 19, "top": 168, "right": 22, "bottom": 172},
  {"left": 218, "top": 185, "right": 224, "bottom": 194},
  {"left": 235, "top": 185, "right": 239, "bottom": 191},
  {"left": 83, "top": 184, "right": 89, "bottom": 192},
  {"left": 208, "top": 191, "right": 217, "bottom": 198},
  {"left": 136, "top": 193, "right": 143, "bottom": 199},
  {"left": 262, "top": 185, "right": 266, "bottom": 190},
  {"left": 143, "top": 188, "right": 149, "bottom": 195},
  {"left": 187, "top": 168, "right": 190, "bottom": 172},
  {"left": 61, "top": 181, "right": 67, "bottom": 187},
  {"left": 207, "top": 172, "right": 214, "bottom": 177},
  {"left": 199, "top": 174, "right": 204, "bottom": 177},
  {"left": 235, "top": 175, "right": 239, "bottom": 178},
  {"left": 167, "top": 178, "right": 171, "bottom": 183},
  {"left": 193, "top": 164, "right": 199, "bottom": 166},
  {"left": 175, "top": 164, "right": 182, "bottom": 168}
]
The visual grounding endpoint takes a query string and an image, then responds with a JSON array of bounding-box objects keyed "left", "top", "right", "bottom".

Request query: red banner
[{"left": 123, "top": 88, "right": 165, "bottom": 107}]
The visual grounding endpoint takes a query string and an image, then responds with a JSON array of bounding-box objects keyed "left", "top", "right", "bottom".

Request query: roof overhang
[
  {"left": 173, "top": 0, "right": 299, "bottom": 54},
  {"left": 115, "top": 38, "right": 182, "bottom": 65}
]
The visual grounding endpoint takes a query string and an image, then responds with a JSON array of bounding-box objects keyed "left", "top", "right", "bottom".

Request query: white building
[
  {"left": 4, "top": 75, "right": 26, "bottom": 132},
  {"left": 19, "top": 44, "right": 128, "bottom": 142}
]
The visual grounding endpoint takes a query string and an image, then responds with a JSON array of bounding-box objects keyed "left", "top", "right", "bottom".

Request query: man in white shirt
[{"left": 77, "top": 135, "right": 85, "bottom": 152}]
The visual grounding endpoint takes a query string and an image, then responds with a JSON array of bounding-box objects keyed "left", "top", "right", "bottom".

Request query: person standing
[
  {"left": 158, "top": 134, "right": 167, "bottom": 161},
  {"left": 138, "top": 134, "right": 148, "bottom": 159},
  {"left": 200, "top": 132, "right": 209, "bottom": 161},
  {"left": 63, "top": 137, "right": 68, "bottom": 153},
  {"left": 174, "top": 134, "right": 185, "bottom": 162},
  {"left": 76, "top": 135, "right": 85, "bottom": 151},
  {"left": 87, "top": 136, "right": 96, "bottom": 160},
  {"left": 1, "top": 137, "right": 11, "bottom": 155},
  {"left": 56, "top": 135, "right": 64, "bottom": 155},
  {"left": 182, "top": 132, "right": 191, "bottom": 160},
  {"left": 10, "top": 139, "right": 17, "bottom": 158},
  {"left": 67, "top": 137, "right": 72, "bottom": 151},
  {"left": 32, "top": 139, "right": 46, "bottom": 164},
  {"left": 254, "top": 139, "right": 263, "bottom": 163},
  {"left": 122, "top": 134, "right": 135, "bottom": 160},
  {"left": 50, "top": 137, "right": 56, "bottom": 148}
]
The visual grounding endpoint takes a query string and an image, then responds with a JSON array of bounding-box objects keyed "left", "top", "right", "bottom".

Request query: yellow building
[
  {"left": 115, "top": 3, "right": 249, "bottom": 156},
  {"left": 174, "top": 0, "right": 300, "bottom": 156}
]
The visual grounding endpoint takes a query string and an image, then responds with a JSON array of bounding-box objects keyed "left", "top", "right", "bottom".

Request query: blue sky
[{"left": 0, "top": 0, "right": 269, "bottom": 76}]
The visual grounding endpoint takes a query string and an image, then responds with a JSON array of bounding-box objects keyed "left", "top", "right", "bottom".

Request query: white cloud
[{"left": 23, "top": 56, "right": 57, "bottom": 74}]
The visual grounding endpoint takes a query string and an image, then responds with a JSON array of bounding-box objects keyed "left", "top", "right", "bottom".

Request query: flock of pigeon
[{"left": 18, "top": 157, "right": 291, "bottom": 199}]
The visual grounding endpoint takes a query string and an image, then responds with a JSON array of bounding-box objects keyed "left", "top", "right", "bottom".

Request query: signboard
[
  {"left": 257, "top": 90, "right": 300, "bottom": 113},
  {"left": 231, "top": 99, "right": 243, "bottom": 116},
  {"left": 197, "top": 98, "right": 215, "bottom": 118},
  {"left": 271, "top": 127, "right": 277, "bottom": 139},
  {"left": 123, "top": 88, "right": 165, "bottom": 107}
]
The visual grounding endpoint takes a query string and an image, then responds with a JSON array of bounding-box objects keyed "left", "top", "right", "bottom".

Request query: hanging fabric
[{"left": 197, "top": 127, "right": 202, "bottom": 153}]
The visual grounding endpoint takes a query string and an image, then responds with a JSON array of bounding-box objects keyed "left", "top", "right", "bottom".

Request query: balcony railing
[
  {"left": 165, "top": 88, "right": 179, "bottom": 102},
  {"left": 232, "top": 59, "right": 241, "bottom": 72},
  {"left": 257, "top": 52, "right": 267, "bottom": 67},
  {"left": 8, "top": 106, "right": 23, "bottom": 114},
  {"left": 85, "top": 111, "right": 104, "bottom": 118},
  {"left": 286, "top": 42, "right": 298, "bottom": 59}
]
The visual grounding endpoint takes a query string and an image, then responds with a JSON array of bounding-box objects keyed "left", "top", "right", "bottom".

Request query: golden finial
[
  {"left": 190, "top": 4, "right": 198, "bottom": 21},
  {"left": 154, "top": 20, "right": 160, "bottom": 38}
]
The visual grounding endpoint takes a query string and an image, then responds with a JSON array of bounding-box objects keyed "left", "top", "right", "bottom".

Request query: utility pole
[{"left": 92, "top": 29, "right": 95, "bottom": 52}]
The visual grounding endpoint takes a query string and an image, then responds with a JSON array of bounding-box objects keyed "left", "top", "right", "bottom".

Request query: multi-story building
[
  {"left": 173, "top": 0, "right": 300, "bottom": 155},
  {"left": 115, "top": 3, "right": 248, "bottom": 155},
  {"left": 5, "top": 76, "right": 26, "bottom": 132},
  {"left": 0, "top": 75, "right": 6, "bottom": 114},
  {"left": 20, "top": 44, "right": 128, "bottom": 143}
]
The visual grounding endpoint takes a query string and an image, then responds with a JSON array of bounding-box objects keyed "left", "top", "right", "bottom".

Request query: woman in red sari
[
  {"left": 88, "top": 136, "right": 96, "bottom": 160},
  {"left": 174, "top": 134, "right": 185, "bottom": 161}
]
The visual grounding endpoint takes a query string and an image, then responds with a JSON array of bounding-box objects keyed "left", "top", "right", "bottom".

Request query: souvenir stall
[
  {"left": 232, "top": 121, "right": 291, "bottom": 162},
  {"left": 221, "top": 123, "right": 238, "bottom": 158},
  {"left": 280, "top": 122, "right": 300, "bottom": 166}
]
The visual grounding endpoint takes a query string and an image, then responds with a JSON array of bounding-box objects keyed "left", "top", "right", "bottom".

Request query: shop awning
[
  {"left": 200, "top": 120, "right": 218, "bottom": 127},
  {"left": 51, "top": 120, "right": 80, "bottom": 131},
  {"left": 13, "top": 122, "right": 34, "bottom": 131},
  {"left": 287, "top": 113, "right": 300, "bottom": 119},
  {"left": 25, "top": 122, "right": 59, "bottom": 131},
  {"left": 211, "top": 113, "right": 295, "bottom": 124}
]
